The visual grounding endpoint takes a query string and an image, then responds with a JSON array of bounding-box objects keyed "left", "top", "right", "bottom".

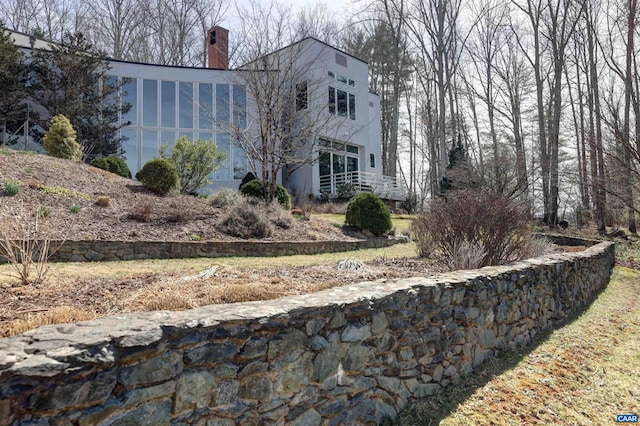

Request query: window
[
  {"left": 161, "top": 131, "right": 175, "bottom": 152},
  {"left": 216, "top": 84, "right": 230, "bottom": 126},
  {"left": 296, "top": 81, "right": 308, "bottom": 111},
  {"left": 161, "top": 81, "right": 176, "bottom": 127},
  {"left": 215, "top": 133, "right": 230, "bottom": 180},
  {"left": 233, "top": 85, "right": 246, "bottom": 128},
  {"left": 142, "top": 130, "right": 158, "bottom": 165},
  {"left": 103, "top": 76, "right": 118, "bottom": 110},
  {"left": 328, "top": 71, "right": 335, "bottom": 79},
  {"left": 335, "top": 52, "right": 347, "bottom": 67},
  {"left": 318, "top": 139, "right": 361, "bottom": 193},
  {"left": 199, "top": 132, "right": 213, "bottom": 142},
  {"left": 370, "top": 153, "right": 376, "bottom": 168},
  {"left": 122, "top": 78, "right": 137, "bottom": 126},
  {"left": 348, "top": 79, "right": 355, "bottom": 87},
  {"left": 179, "top": 82, "right": 193, "bottom": 129},
  {"left": 121, "top": 128, "right": 138, "bottom": 173},
  {"left": 328, "top": 87, "right": 356, "bottom": 120},
  {"left": 199, "top": 83, "right": 213, "bottom": 129},
  {"left": 142, "top": 79, "right": 158, "bottom": 127},
  {"left": 349, "top": 94, "right": 356, "bottom": 120},
  {"left": 337, "top": 89, "right": 347, "bottom": 117},
  {"left": 337, "top": 74, "right": 347, "bottom": 84},
  {"left": 233, "top": 143, "right": 248, "bottom": 179},
  {"left": 328, "top": 86, "right": 336, "bottom": 114}
]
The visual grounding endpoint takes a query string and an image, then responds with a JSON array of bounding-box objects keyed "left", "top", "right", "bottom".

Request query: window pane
[
  {"left": 337, "top": 90, "right": 347, "bottom": 117},
  {"left": 347, "top": 156, "right": 358, "bottom": 173},
  {"left": 103, "top": 75, "right": 118, "bottom": 110},
  {"left": 348, "top": 79, "right": 355, "bottom": 87},
  {"left": 319, "top": 151, "right": 331, "bottom": 191},
  {"left": 346, "top": 145, "right": 358, "bottom": 154},
  {"left": 328, "top": 71, "right": 335, "bottom": 79},
  {"left": 161, "top": 131, "right": 175, "bottom": 153},
  {"left": 142, "top": 79, "right": 158, "bottom": 127},
  {"left": 216, "top": 84, "right": 230, "bottom": 127},
  {"left": 215, "top": 133, "right": 230, "bottom": 180},
  {"left": 122, "top": 78, "right": 137, "bottom": 126},
  {"left": 161, "top": 81, "right": 176, "bottom": 128},
  {"left": 370, "top": 153, "right": 375, "bottom": 168},
  {"left": 349, "top": 93, "right": 356, "bottom": 120},
  {"left": 121, "top": 128, "right": 138, "bottom": 174},
  {"left": 233, "top": 143, "right": 247, "bottom": 179},
  {"left": 179, "top": 82, "right": 193, "bottom": 128},
  {"left": 328, "top": 86, "right": 335, "bottom": 114},
  {"left": 233, "top": 85, "right": 247, "bottom": 128},
  {"left": 333, "top": 154, "right": 345, "bottom": 184},
  {"left": 199, "top": 132, "right": 213, "bottom": 142},
  {"left": 142, "top": 130, "right": 158, "bottom": 166},
  {"left": 296, "top": 81, "right": 308, "bottom": 111},
  {"left": 337, "top": 74, "right": 347, "bottom": 84},
  {"left": 199, "top": 83, "right": 213, "bottom": 129},
  {"left": 179, "top": 132, "right": 193, "bottom": 140}
]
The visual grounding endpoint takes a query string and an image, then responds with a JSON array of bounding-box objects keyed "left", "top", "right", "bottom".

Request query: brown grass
[
  {"left": 4, "top": 306, "right": 97, "bottom": 336},
  {"left": 394, "top": 267, "right": 640, "bottom": 425}
]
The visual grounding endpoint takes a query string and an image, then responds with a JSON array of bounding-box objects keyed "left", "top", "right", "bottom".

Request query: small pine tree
[
  {"left": 42, "top": 115, "right": 82, "bottom": 161},
  {"left": 160, "top": 136, "right": 226, "bottom": 195}
]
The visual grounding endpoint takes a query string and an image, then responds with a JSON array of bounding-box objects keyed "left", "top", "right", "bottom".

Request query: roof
[{"left": 238, "top": 36, "right": 368, "bottom": 69}]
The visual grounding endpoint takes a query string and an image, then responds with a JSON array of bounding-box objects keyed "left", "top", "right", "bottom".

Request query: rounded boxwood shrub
[
  {"left": 239, "top": 180, "right": 291, "bottom": 210},
  {"left": 135, "top": 159, "right": 179, "bottom": 195},
  {"left": 91, "top": 156, "right": 132, "bottom": 179},
  {"left": 239, "top": 179, "right": 263, "bottom": 198},
  {"left": 345, "top": 192, "right": 392, "bottom": 237}
]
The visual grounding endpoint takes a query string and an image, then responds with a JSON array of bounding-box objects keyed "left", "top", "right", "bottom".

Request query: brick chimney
[{"left": 207, "top": 26, "right": 229, "bottom": 69}]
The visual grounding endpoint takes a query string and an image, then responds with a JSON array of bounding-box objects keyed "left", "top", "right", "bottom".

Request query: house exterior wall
[
  {"left": 104, "top": 61, "right": 255, "bottom": 193},
  {"left": 283, "top": 39, "right": 384, "bottom": 198},
  {"left": 7, "top": 30, "right": 386, "bottom": 198}
]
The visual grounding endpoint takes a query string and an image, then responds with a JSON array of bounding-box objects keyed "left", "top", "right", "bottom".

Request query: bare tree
[{"left": 228, "top": 0, "right": 340, "bottom": 200}]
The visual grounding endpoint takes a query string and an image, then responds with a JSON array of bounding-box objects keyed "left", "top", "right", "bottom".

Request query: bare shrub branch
[{"left": 0, "top": 202, "right": 60, "bottom": 285}]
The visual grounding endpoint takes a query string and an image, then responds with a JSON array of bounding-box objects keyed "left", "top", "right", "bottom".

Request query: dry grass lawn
[
  {"left": 2, "top": 243, "right": 443, "bottom": 337},
  {"left": 394, "top": 267, "right": 640, "bottom": 425}
]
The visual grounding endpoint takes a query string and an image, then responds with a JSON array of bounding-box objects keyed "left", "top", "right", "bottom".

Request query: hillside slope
[{"left": 0, "top": 148, "right": 352, "bottom": 242}]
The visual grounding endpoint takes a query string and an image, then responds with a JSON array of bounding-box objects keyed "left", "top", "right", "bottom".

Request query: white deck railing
[{"left": 319, "top": 171, "right": 406, "bottom": 201}]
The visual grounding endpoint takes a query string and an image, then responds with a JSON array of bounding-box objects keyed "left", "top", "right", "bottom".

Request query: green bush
[
  {"left": 91, "top": 156, "right": 132, "bottom": 179},
  {"left": 345, "top": 193, "right": 392, "bottom": 237},
  {"left": 275, "top": 185, "right": 292, "bottom": 211},
  {"left": 43, "top": 115, "right": 82, "bottom": 161},
  {"left": 239, "top": 172, "right": 257, "bottom": 190},
  {"left": 135, "top": 159, "right": 179, "bottom": 195},
  {"left": 3, "top": 181, "right": 20, "bottom": 196},
  {"left": 160, "top": 136, "right": 226, "bottom": 194},
  {"left": 239, "top": 179, "right": 263, "bottom": 198},
  {"left": 239, "top": 180, "right": 291, "bottom": 210}
]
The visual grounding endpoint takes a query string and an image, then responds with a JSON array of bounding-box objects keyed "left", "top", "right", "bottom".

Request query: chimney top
[{"left": 207, "top": 26, "right": 229, "bottom": 70}]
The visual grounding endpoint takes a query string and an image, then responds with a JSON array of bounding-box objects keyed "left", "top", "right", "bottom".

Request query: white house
[{"left": 6, "top": 27, "right": 406, "bottom": 201}]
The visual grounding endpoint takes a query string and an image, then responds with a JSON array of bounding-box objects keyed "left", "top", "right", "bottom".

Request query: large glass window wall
[{"left": 119, "top": 77, "right": 248, "bottom": 183}]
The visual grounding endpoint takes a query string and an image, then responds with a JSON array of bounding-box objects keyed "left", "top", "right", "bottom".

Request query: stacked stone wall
[
  {"left": 0, "top": 238, "right": 402, "bottom": 263},
  {"left": 0, "top": 240, "right": 614, "bottom": 425}
]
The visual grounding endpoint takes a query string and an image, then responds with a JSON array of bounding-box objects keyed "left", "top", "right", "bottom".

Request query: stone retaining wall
[
  {"left": 0, "top": 241, "right": 614, "bottom": 425},
  {"left": 1, "top": 238, "right": 402, "bottom": 263}
]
